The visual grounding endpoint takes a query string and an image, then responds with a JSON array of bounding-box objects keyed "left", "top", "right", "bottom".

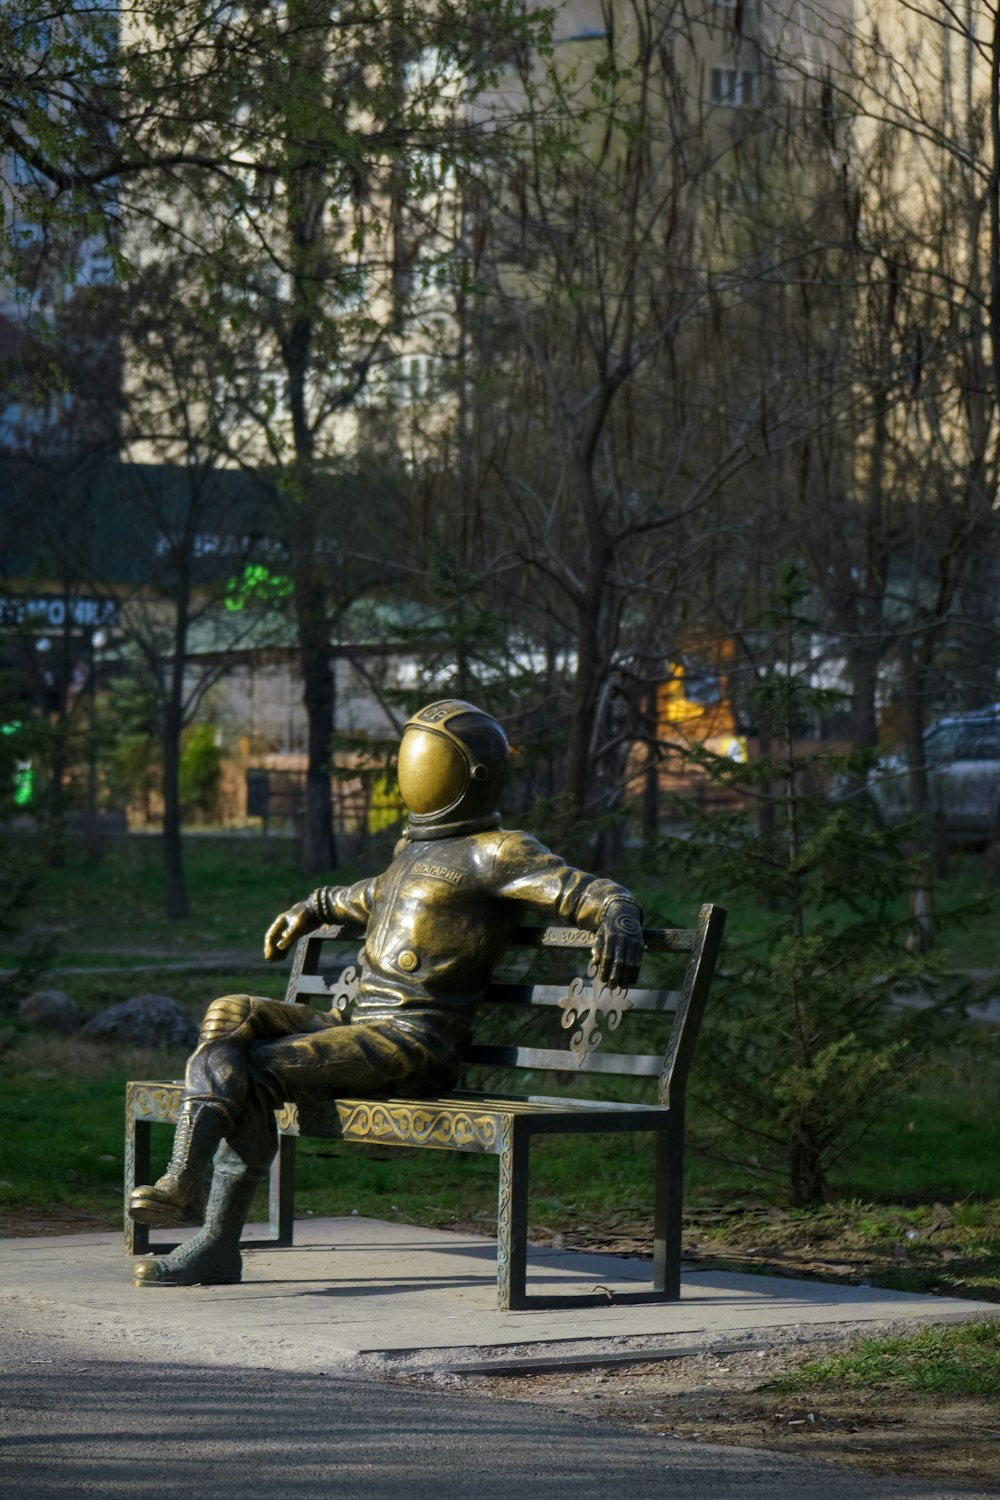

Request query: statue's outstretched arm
[
  {"left": 263, "top": 877, "right": 377, "bottom": 961},
  {"left": 495, "top": 832, "right": 644, "bottom": 990}
]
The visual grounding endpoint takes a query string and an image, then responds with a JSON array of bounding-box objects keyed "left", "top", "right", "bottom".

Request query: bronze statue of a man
[{"left": 130, "top": 699, "right": 644, "bottom": 1285}]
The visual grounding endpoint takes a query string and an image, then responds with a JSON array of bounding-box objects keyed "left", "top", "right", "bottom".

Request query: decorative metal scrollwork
[
  {"left": 337, "top": 1101, "right": 499, "bottom": 1150},
  {"left": 558, "top": 969, "right": 632, "bottom": 1064},
  {"left": 132, "top": 1083, "right": 183, "bottom": 1122},
  {"left": 496, "top": 1115, "right": 515, "bottom": 1308},
  {"left": 328, "top": 950, "right": 364, "bottom": 1016}
]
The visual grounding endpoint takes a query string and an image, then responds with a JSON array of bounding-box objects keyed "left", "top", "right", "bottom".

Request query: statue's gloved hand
[
  {"left": 199, "top": 994, "right": 259, "bottom": 1042},
  {"left": 264, "top": 899, "right": 320, "bottom": 961},
  {"left": 592, "top": 900, "right": 644, "bottom": 991}
]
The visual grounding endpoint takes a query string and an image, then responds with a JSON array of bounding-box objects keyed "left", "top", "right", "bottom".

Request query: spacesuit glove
[
  {"left": 263, "top": 898, "right": 321, "bottom": 961},
  {"left": 592, "top": 899, "right": 644, "bottom": 992}
]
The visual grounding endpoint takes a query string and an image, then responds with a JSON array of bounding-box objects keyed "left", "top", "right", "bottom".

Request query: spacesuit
[{"left": 129, "top": 699, "right": 644, "bottom": 1286}]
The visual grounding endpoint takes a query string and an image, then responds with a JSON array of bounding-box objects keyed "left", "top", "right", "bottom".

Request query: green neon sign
[
  {"left": 224, "top": 564, "right": 294, "bottom": 612},
  {"left": 2, "top": 722, "right": 34, "bottom": 807}
]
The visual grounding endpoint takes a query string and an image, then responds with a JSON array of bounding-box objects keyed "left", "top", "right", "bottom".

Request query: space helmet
[{"left": 398, "top": 699, "right": 510, "bottom": 833}]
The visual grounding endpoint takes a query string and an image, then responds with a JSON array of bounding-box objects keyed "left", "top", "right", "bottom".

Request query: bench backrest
[{"left": 284, "top": 902, "right": 726, "bottom": 1107}]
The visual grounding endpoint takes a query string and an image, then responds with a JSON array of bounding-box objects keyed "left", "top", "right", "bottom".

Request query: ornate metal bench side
[{"left": 124, "top": 903, "right": 726, "bottom": 1308}]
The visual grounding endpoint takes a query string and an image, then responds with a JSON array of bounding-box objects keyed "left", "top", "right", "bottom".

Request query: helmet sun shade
[{"left": 398, "top": 726, "right": 477, "bottom": 818}]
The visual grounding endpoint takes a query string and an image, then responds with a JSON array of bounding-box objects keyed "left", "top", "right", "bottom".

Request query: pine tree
[{"left": 663, "top": 566, "right": 971, "bottom": 1206}]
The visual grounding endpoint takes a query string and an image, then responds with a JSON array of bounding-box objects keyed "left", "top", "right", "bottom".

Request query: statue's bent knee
[{"left": 199, "top": 994, "right": 255, "bottom": 1042}]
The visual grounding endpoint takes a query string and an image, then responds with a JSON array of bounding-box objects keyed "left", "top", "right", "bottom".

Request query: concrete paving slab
[{"left": 1, "top": 1215, "right": 993, "bottom": 1376}]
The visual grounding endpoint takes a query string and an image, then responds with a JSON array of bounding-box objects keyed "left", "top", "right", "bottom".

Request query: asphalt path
[{"left": 2, "top": 1333, "right": 996, "bottom": 1500}]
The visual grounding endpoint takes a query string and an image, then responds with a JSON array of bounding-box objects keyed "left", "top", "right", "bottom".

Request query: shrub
[{"left": 179, "top": 724, "right": 223, "bottom": 823}]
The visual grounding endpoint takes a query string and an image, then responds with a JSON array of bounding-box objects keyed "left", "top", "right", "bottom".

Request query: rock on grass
[
  {"left": 81, "top": 994, "right": 198, "bottom": 1048},
  {"left": 18, "top": 990, "right": 84, "bottom": 1034}
]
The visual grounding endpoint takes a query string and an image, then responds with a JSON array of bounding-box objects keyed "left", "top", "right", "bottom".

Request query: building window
[
  {"left": 556, "top": 28, "right": 609, "bottom": 42},
  {"left": 711, "top": 68, "right": 756, "bottom": 107},
  {"left": 709, "top": 0, "right": 749, "bottom": 36},
  {"left": 363, "top": 352, "right": 444, "bottom": 407}
]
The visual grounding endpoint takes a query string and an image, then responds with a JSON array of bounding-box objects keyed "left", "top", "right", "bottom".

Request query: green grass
[
  {"left": 830, "top": 1046, "right": 1000, "bottom": 1203},
  {"left": 767, "top": 1320, "right": 1000, "bottom": 1397},
  {"left": 0, "top": 1046, "right": 190, "bottom": 1215},
  {"left": 3, "top": 832, "right": 318, "bottom": 956}
]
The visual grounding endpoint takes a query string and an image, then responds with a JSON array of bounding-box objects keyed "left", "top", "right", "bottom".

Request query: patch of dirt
[
  {"left": 446, "top": 1344, "right": 1000, "bottom": 1489},
  {"left": 0, "top": 1208, "right": 117, "bottom": 1238}
]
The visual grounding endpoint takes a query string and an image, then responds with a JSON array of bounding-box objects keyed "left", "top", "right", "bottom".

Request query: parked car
[{"left": 867, "top": 707, "right": 1000, "bottom": 841}]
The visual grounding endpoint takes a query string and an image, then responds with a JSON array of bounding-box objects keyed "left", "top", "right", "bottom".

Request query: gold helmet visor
[{"left": 397, "top": 726, "right": 470, "bottom": 817}]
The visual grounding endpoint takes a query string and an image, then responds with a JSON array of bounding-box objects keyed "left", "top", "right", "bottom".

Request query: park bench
[{"left": 125, "top": 902, "right": 726, "bottom": 1309}]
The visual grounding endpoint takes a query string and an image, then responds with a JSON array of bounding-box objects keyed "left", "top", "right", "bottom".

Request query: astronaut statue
[{"left": 130, "top": 699, "right": 644, "bottom": 1286}]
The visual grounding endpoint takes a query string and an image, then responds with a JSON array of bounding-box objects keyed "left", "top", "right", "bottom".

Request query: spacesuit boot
[
  {"left": 128, "top": 1099, "right": 230, "bottom": 1226},
  {"left": 132, "top": 1148, "right": 262, "bottom": 1286}
]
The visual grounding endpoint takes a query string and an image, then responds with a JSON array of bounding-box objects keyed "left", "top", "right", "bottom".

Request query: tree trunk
[
  {"left": 301, "top": 666, "right": 336, "bottom": 876},
  {"left": 642, "top": 733, "right": 659, "bottom": 840},
  {"left": 162, "top": 609, "right": 190, "bottom": 919},
  {"left": 44, "top": 616, "right": 74, "bottom": 868},
  {"left": 898, "top": 636, "right": 939, "bottom": 944},
  {"left": 565, "top": 495, "right": 612, "bottom": 818},
  {"left": 278, "top": 3, "right": 340, "bottom": 877},
  {"left": 44, "top": 736, "right": 67, "bottom": 870},
  {"left": 753, "top": 726, "right": 780, "bottom": 910},
  {"left": 898, "top": 635, "right": 931, "bottom": 822},
  {"left": 842, "top": 643, "right": 884, "bottom": 811},
  {"left": 989, "top": 3, "right": 1000, "bottom": 403},
  {"left": 162, "top": 696, "right": 189, "bottom": 920},
  {"left": 565, "top": 601, "right": 601, "bottom": 817},
  {"left": 789, "top": 1127, "right": 826, "bottom": 1208},
  {"left": 847, "top": 644, "right": 880, "bottom": 753},
  {"left": 294, "top": 553, "right": 336, "bottom": 877}
]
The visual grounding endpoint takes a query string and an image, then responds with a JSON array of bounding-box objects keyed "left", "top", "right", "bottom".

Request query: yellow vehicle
[
  {"left": 627, "top": 651, "right": 747, "bottom": 816},
  {"left": 655, "top": 658, "right": 745, "bottom": 763}
]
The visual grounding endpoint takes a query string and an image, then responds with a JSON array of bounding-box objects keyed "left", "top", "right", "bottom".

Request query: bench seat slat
[
  {"left": 464, "top": 1043, "right": 662, "bottom": 1076},
  {"left": 447, "top": 1088, "right": 668, "bottom": 1113},
  {"left": 281, "top": 1092, "right": 672, "bottom": 1151}
]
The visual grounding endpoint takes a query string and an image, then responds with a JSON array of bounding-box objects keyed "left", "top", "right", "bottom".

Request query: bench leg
[
  {"left": 496, "top": 1117, "right": 530, "bottom": 1310},
  {"left": 268, "top": 1135, "right": 296, "bottom": 1245},
  {"left": 124, "top": 1091, "right": 150, "bottom": 1257},
  {"left": 652, "top": 1114, "right": 684, "bottom": 1299}
]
